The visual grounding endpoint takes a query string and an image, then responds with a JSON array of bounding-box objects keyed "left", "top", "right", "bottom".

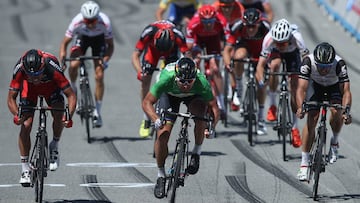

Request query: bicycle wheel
[
  {"left": 247, "top": 83, "right": 255, "bottom": 146},
  {"left": 170, "top": 138, "right": 185, "bottom": 203},
  {"left": 280, "top": 96, "right": 288, "bottom": 161},
  {"left": 223, "top": 70, "right": 229, "bottom": 127},
  {"left": 81, "top": 80, "right": 92, "bottom": 143},
  {"left": 35, "top": 132, "right": 46, "bottom": 202},
  {"left": 312, "top": 127, "right": 325, "bottom": 200}
]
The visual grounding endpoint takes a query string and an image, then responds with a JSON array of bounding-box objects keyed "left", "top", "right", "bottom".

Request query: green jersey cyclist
[{"left": 142, "top": 57, "right": 220, "bottom": 199}]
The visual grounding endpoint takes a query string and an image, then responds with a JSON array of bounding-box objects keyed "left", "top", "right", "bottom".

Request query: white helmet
[
  {"left": 271, "top": 18, "right": 291, "bottom": 42},
  {"left": 81, "top": 1, "right": 100, "bottom": 19}
]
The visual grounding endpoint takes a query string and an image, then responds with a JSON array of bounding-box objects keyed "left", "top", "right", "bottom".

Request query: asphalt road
[{"left": 0, "top": 0, "right": 359, "bottom": 203}]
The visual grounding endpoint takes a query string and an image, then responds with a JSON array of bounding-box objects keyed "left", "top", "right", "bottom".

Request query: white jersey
[
  {"left": 299, "top": 54, "right": 350, "bottom": 86},
  {"left": 65, "top": 12, "right": 113, "bottom": 39},
  {"left": 260, "top": 24, "right": 309, "bottom": 58}
]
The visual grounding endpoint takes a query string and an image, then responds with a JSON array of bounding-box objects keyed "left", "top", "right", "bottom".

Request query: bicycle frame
[
  {"left": 19, "top": 96, "right": 69, "bottom": 202},
  {"left": 161, "top": 111, "right": 213, "bottom": 203},
  {"left": 64, "top": 56, "right": 101, "bottom": 143},
  {"left": 303, "top": 100, "right": 344, "bottom": 200},
  {"left": 233, "top": 58, "right": 258, "bottom": 146}
]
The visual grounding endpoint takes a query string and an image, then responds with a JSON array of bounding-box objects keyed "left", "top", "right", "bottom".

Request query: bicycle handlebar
[
  {"left": 18, "top": 105, "right": 70, "bottom": 121},
  {"left": 268, "top": 72, "right": 300, "bottom": 76},
  {"left": 301, "top": 101, "right": 345, "bottom": 113},
  {"left": 64, "top": 56, "right": 103, "bottom": 62},
  {"left": 231, "top": 58, "right": 259, "bottom": 63},
  {"left": 198, "top": 54, "right": 222, "bottom": 61}
]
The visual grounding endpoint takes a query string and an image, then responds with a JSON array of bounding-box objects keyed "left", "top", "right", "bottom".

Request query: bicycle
[
  {"left": 301, "top": 99, "right": 347, "bottom": 200},
  {"left": 269, "top": 68, "right": 299, "bottom": 161},
  {"left": 18, "top": 96, "right": 70, "bottom": 203},
  {"left": 64, "top": 56, "right": 102, "bottom": 143},
  {"left": 160, "top": 110, "right": 213, "bottom": 203},
  {"left": 198, "top": 53, "right": 227, "bottom": 127},
  {"left": 233, "top": 58, "right": 258, "bottom": 146}
]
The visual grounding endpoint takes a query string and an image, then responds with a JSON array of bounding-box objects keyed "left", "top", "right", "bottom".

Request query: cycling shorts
[{"left": 71, "top": 34, "right": 106, "bottom": 57}]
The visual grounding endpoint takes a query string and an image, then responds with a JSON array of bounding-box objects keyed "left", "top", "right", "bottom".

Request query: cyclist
[
  {"left": 212, "top": 0, "right": 245, "bottom": 28},
  {"left": 155, "top": 0, "right": 201, "bottom": 28},
  {"left": 7, "top": 49, "right": 76, "bottom": 186},
  {"left": 186, "top": 4, "right": 230, "bottom": 118},
  {"left": 132, "top": 20, "right": 190, "bottom": 138},
  {"left": 255, "top": 18, "right": 309, "bottom": 144},
  {"left": 142, "top": 57, "right": 220, "bottom": 199},
  {"left": 223, "top": 8, "right": 270, "bottom": 122},
  {"left": 59, "top": 0, "right": 114, "bottom": 128},
  {"left": 239, "top": 0, "right": 274, "bottom": 23},
  {"left": 296, "top": 42, "right": 352, "bottom": 181}
]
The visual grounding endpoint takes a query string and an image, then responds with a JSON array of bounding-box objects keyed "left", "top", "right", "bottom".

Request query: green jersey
[{"left": 150, "top": 62, "right": 214, "bottom": 101}]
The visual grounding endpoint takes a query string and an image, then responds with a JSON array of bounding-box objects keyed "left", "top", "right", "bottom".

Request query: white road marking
[
  {"left": 80, "top": 183, "right": 155, "bottom": 188},
  {"left": 66, "top": 162, "right": 157, "bottom": 168},
  {"left": 0, "top": 163, "right": 20, "bottom": 166},
  {"left": 0, "top": 183, "right": 66, "bottom": 188}
]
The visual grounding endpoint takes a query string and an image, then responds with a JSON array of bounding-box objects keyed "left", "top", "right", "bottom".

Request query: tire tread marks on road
[
  {"left": 231, "top": 139, "right": 313, "bottom": 197},
  {"left": 225, "top": 162, "right": 266, "bottom": 203},
  {"left": 83, "top": 174, "right": 111, "bottom": 202}
]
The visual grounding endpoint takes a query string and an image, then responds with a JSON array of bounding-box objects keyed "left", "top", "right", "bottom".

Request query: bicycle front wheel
[
  {"left": 280, "top": 97, "right": 288, "bottom": 161},
  {"left": 170, "top": 138, "right": 186, "bottom": 203},
  {"left": 223, "top": 70, "right": 229, "bottom": 127},
  {"left": 312, "top": 127, "right": 325, "bottom": 200},
  {"left": 80, "top": 81, "right": 93, "bottom": 143},
  {"left": 35, "top": 132, "right": 46, "bottom": 202},
  {"left": 247, "top": 83, "right": 256, "bottom": 146}
]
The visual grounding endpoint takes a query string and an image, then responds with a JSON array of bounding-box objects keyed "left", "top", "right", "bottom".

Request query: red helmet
[
  {"left": 198, "top": 5, "right": 216, "bottom": 19},
  {"left": 153, "top": 28, "right": 175, "bottom": 52},
  {"left": 21, "top": 49, "right": 45, "bottom": 76}
]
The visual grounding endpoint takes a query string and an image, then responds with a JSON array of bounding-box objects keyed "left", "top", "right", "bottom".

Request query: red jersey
[
  {"left": 212, "top": 1, "right": 245, "bottom": 27},
  {"left": 226, "top": 19, "right": 270, "bottom": 58},
  {"left": 135, "top": 20, "right": 188, "bottom": 66},
  {"left": 186, "top": 12, "right": 230, "bottom": 54},
  {"left": 9, "top": 51, "right": 71, "bottom": 103}
]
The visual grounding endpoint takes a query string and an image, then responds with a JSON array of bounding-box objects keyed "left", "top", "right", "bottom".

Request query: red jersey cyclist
[
  {"left": 142, "top": 57, "right": 219, "bottom": 199},
  {"left": 239, "top": 0, "right": 274, "bottom": 23},
  {"left": 296, "top": 42, "right": 352, "bottom": 181},
  {"left": 132, "top": 20, "right": 190, "bottom": 138},
  {"left": 186, "top": 4, "right": 230, "bottom": 117},
  {"left": 255, "top": 18, "right": 309, "bottom": 145},
  {"left": 212, "top": 0, "right": 245, "bottom": 28},
  {"left": 223, "top": 8, "right": 270, "bottom": 135},
  {"left": 7, "top": 49, "right": 76, "bottom": 186},
  {"left": 59, "top": 1, "right": 114, "bottom": 128}
]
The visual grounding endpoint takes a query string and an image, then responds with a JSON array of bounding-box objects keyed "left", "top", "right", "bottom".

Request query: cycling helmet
[
  {"left": 271, "top": 18, "right": 291, "bottom": 42},
  {"left": 313, "top": 42, "right": 336, "bottom": 64},
  {"left": 154, "top": 28, "right": 175, "bottom": 52},
  {"left": 21, "top": 49, "right": 44, "bottom": 76},
  {"left": 175, "top": 57, "right": 197, "bottom": 80},
  {"left": 81, "top": 1, "right": 100, "bottom": 19},
  {"left": 219, "top": 0, "right": 235, "bottom": 5},
  {"left": 198, "top": 5, "right": 216, "bottom": 19},
  {"left": 243, "top": 8, "right": 261, "bottom": 25}
]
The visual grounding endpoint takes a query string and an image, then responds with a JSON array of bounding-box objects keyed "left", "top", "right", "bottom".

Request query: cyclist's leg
[
  {"left": 267, "top": 54, "right": 281, "bottom": 121},
  {"left": 68, "top": 35, "right": 86, "bottom": 93},
  {"left": 232, "top": 46, "right": 248, "bottom": 110}
]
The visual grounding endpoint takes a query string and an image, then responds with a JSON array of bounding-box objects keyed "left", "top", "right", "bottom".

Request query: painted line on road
[
  {"left": 0, "top": 163, "right": 20, "bottom": 166},
  {"left": 66, "top": 162, "right": 157, "bottom": 168},
  {"left": 0, "top": 183, "right": 66, "bottom": 188},
  {"left": 80, "top": 183, "right": 155, "bottom": 188}
]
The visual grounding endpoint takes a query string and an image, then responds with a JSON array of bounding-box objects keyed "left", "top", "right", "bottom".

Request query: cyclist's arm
[
  {"left": 255, "top": 56, "right": 267, "bottom": 84},
  {"left": 296, "top": 77, "right": 309, "bottom": 118},
  {"left": 63, "top": 86, "right": 77, "bottom": 118},
  {"left": 340, "top": 81, "right": 352, "bottom": 109},
  {"left": 142, "top": 92, "right": 159, "bottom": 122},
  {"left": 131, "top": 49, "right": 142, "bottom": 73},
  {"left": 104, "top": 38, "right": 114, "bottom": 63},
  {"left": 7, "top": 90, "right": 19, "bottom": 116},
  {"left": 223, "top": 44, "right": 233, "bottom": 68},
  {"left": 208, "top": 97, "right": 220, "bottom": 127},
  {"left": 263, "top": 2, "right": 274, "bottom": 23},
  {"left": 59, "top": 36, "right": 72, "bottom": 62}
]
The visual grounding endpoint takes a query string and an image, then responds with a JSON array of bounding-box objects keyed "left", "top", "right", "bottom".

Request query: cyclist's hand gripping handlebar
[
  {"left": 154, "top": 109, "right": 166, "bottom": 130},
  {"left": 62, "top": 104, "right": 73, "bottom": 128},
  {"left": 205, "top": 116, "right": 216, "bottom": 139},
  {"left": 14, "top": 106, "right": 22, "bottom": 125},
  {"left": 343, "top": 105, "right": 352, "bottom": 125}
]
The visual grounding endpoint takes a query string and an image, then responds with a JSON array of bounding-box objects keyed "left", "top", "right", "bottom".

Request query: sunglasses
[
  {"left": 176, "top": 77, "right": 195, "bottom": 85},
  {"left": 316, "top": 62, "right": 332, "bottom": 69},
  {"left": 246, "top": 24, "right": 257, "bottom": 28},
  {"left": 201, "top": 18, "right": 216, "bottom": 24},
  {"left": 275, "top": 41, "right": 288, "bottom": 47},
  {"left": 84, "top": 18, "right": 98, "bottom": 25}
]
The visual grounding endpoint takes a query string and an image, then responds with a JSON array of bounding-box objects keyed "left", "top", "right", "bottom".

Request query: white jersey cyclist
[
  {"left": 65, "top": 12, "right": 113, "bottom": 39},
  {"left": 260, "top": 24, "right": 308, "bottom": 58},
  {"left": 299, "top": 54, "right": 350, "bottom": 87}
]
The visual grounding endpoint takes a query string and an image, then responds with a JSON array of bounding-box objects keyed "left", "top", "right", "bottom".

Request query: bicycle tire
[
  {"left": 35, "top": 131, "right": 46, "bottom": 202},
  {"left": 170, "top": 138, "right": 185, "bottom": 203},
  {"left": 247, "top": 82, "right": 256, "bottom": 146},
  {"left": 223, "top": 70, "right": 229, "bottom": 127},
  {"left": 81, "top": 80, "right": 92, "bottom": 143},
  {"left": 281, "top": 96, "right": 288, "bottom": 161},
  {"left": 312, "top": 127, "right": 325, "bottom": 200}
]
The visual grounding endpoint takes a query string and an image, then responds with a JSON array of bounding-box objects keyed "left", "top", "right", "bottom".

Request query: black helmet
[
  {"left": 219, "top": 0, "right": 235, "bottom": 4},
  {"left": 175, "top": 57, "right": 196, "bottom": 80},
  {"left": 313, "top": 42, "right": 335, "bottom": 64},
  {"left": 22, "top": 49, "right": 44, "bottom": 76},
  {"left": 154, "top": 28, "right": 175, "bottom": 52},
  {"left": 243, "top": 8, "right": 261, "bottom": 25}
]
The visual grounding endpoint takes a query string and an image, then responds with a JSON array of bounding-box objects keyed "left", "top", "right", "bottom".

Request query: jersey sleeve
[
  {"left": 299, "top": 56, "right": 311, "bottom": 80},
  {"left": 9, "top": 59, "right": 24, "bottom": 92}
]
